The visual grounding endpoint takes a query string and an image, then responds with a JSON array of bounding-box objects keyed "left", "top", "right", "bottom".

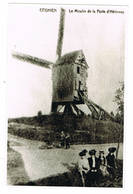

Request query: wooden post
[{"left": 116, "top": 124, "right": 122, "bottom": 168}]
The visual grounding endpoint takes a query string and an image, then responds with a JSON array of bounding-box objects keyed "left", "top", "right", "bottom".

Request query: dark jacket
[
  {"left": 106, "top": 153, "right": 116, "bottom": 168},
  {"left": 88, "top": 156, "right": 100, "bottom": 170}
]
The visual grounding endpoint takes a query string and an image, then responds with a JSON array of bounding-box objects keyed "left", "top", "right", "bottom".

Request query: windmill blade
[
  {"left": 56, "top": 8, "right": 65, "bottom": 60},
  {"left": 12, "top": 52, "right": 53, "bottom": 69}
]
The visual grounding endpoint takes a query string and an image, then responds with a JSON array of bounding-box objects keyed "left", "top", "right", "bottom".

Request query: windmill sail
[
  {"left": 12, "top": 52, "right": 53, "bottom": 69},
  {"left": 56, "top": 8, "right": 65, "bottom": 60}
]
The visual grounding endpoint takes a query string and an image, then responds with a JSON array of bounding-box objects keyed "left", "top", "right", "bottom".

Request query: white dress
[
  {"left": 100, "top": 157, "right": 109, "bottom": 176},
  {"left": 78, "top": 157, "right": 90, "bottom": 174}
]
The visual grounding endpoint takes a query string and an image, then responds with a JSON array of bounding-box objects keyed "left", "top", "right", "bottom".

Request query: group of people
[
  {"left": 60, "top": 131, "right": 70, "bottom": 149},
  {"left": 78, "top": 147, "right": 117, "bottom": 186}
]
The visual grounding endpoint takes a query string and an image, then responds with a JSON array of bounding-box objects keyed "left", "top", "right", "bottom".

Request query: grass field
[
  {"left": 7, "top": 147, "right": 29, "bottom": 185},
  {"left": 8, "top": 116, "right": 123, "bottom": 144}
]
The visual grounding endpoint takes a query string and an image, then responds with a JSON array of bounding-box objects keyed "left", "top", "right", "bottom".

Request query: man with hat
[
  {"left": 106, "top": 147, "right": 116, "bottom": 179},
  {"left": 60, "top": 131, "right": 65, "bottom": 148},
  {"left": 86, "top": 149, "right": 101, "bottom": 186},
  {"left": 65, "top": 132, "right": 70, "bottom": 149},
  {"left": 78, "top": 149, "right": 90, "bottom": 186}
]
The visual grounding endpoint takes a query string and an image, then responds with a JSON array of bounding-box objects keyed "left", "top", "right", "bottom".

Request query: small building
[{"left": 52, "top": 50, "right": 88, "bottom": 106}]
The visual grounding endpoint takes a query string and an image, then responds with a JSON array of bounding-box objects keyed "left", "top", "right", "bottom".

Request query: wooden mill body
[{"left": 52, "top": 50, "right": 88, "bottom": 112}]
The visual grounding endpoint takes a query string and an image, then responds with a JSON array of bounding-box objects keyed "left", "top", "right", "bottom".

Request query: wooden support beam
[
  {"left": 57, "top": 105, "right": 64, "bottom": 112},
  {"left": 72, "top": 104, "right": 84, "bottom": 116},
  {"left": 64, "top": 104, "right": 74, "bottom": 115},
  {"left": 79, "top": 91, "right": 115, "bottom": 121}
]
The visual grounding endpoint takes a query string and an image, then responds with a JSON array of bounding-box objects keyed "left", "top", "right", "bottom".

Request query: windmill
[{"left": 12, "top": 8, "right": 115, "bottom": 121}]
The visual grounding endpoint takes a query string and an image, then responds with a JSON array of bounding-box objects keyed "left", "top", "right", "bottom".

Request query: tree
[
  {"left": 114, "top": 82, "right": 124, "bottom": 125},
  {"left": 113, "top": 82, "right": 124, "bottom": 160}
]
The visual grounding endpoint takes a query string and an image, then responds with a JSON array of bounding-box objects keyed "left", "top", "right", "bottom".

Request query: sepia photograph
[{"left": 7, "top": 3, "right": 126, "bottom": 187}]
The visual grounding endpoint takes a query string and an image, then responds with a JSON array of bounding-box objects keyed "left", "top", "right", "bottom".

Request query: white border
[{"left": 0, "top": 1, "right": 132, "bottom": 194}]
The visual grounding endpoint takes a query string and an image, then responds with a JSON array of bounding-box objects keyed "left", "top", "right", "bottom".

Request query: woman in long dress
[
  {"left": 99, "top": 151, "right": 109, "bottom": 177},
  {"left": 78, "top": 149, "right": 90, "bottom": 186}
]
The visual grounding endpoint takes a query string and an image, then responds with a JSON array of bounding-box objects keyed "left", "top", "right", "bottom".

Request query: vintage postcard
[{"left": 7, "top": 3, "right": 126, "bottom": 187}]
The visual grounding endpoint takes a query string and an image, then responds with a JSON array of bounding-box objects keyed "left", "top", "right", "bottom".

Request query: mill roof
[{"left": 55, "top": 50, "right": 89, "bottom": 68}]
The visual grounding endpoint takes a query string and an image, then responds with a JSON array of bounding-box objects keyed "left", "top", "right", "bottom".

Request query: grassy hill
[{"left": 8, "top": 114, "right": 123, "bottom": 144}]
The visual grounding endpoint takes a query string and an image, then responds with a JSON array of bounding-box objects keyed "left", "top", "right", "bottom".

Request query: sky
[{"left": 8, "top": 4, "right": 126, "bottom": 118}]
